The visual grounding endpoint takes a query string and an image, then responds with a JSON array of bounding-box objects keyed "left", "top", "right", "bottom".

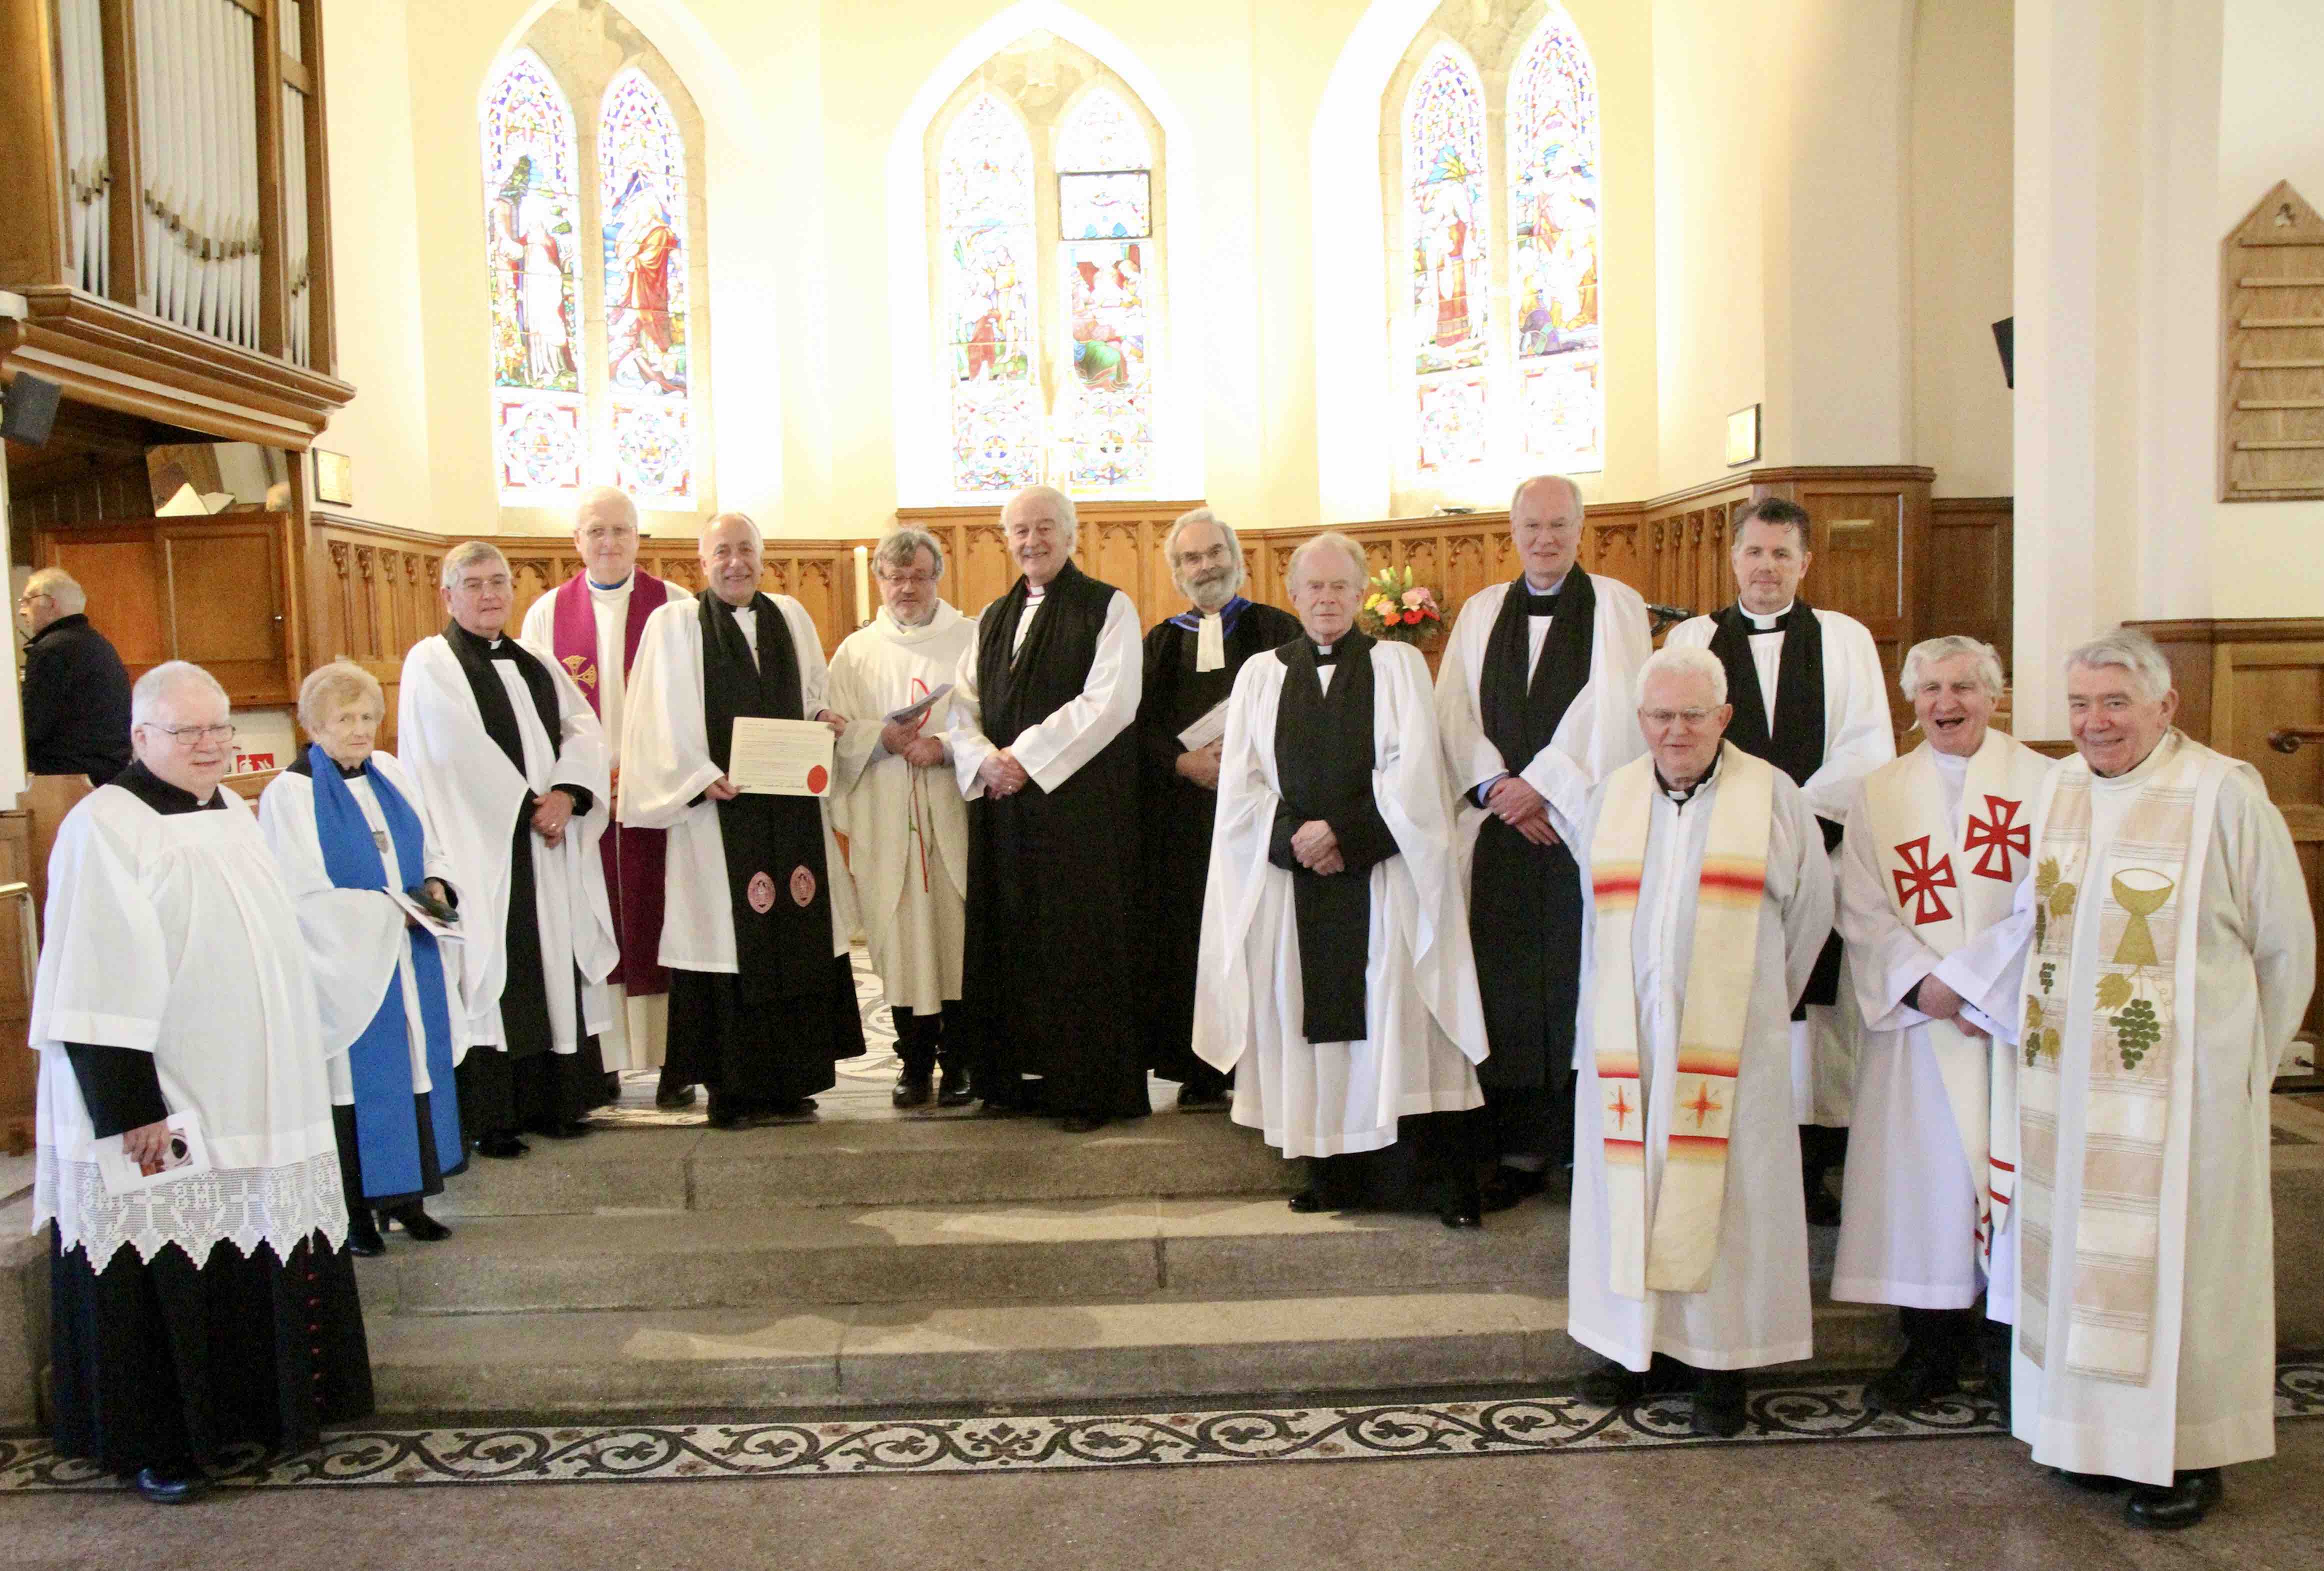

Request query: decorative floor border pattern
[{"left": 5, "top": 1362, "right": 2320, "bottom": 1492}]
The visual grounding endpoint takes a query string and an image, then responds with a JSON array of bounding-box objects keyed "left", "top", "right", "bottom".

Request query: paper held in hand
[
  {"left": 389, "top": 890, "right": 462, "bottom": 942},
  {"left": 94, "top": 1111, "right": 212, "bottom": 1196},
  {"left": 886, "top": 682, "right": 952, "bottom": 728},
  {"left": 1177, "top": 699, "right": 1230, "bottom": 752},
  {"left": 730, "top": 716, "right": 836, "bottom": 796}
]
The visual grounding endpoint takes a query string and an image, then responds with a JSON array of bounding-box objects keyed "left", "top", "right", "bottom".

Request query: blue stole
[
  {"left": 308, "top": 744, "right": 462, "bottom": 1196},
  {"left": 1166, "top": 594, "right": 1252, "bottom": 634}
]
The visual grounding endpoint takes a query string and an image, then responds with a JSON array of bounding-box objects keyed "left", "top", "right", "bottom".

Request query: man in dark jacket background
[{"left": 18, "top": 568, "right": 132, "bottom": 782}]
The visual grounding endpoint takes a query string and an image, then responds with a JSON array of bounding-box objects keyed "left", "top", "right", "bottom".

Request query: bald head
[
  {"left": 573, "top": 486, "right": 642, "bottom": 586},
  {"left": 700, "top": 512, "right": 764, "bottom": 607},
  {"left": 1510, "top": 474, "right": 1585, "bottom": 590}
]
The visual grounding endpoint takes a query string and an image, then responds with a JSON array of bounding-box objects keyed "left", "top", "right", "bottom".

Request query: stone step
[
  {"left": 358, "top": 1196, "right": 1586, "bottom": 1316},
  {"left": 364, "top": 1291, "right": 1902, "bottom": 1414},
  {"left": 432, "top": 1112, "right": 1300, "bottom": 1216}
]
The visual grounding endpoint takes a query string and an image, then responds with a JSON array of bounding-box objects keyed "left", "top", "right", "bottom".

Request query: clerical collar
[
  {"left": 1744, "top": 602, "right": 1795, "bottom": 632},
  {"left": 588, "top": 574, "right": 632, "bottom": 593},
  {"left": 720, "top": 594, "right": 756, "bottom": 616},
  {"left": 1654, "top": 748, "right": 1722, "bottom": 805},
  {"left": 1520, "top": 568, "right": 1572, "bottom": 616},
  {"left": 114, "top": 759, "right": 226, "bottom": 815},
  {"left": 448, "top": 621, "right": 522, "bottom": 660},
  {"left": 1310, "top": 642, "right": 1338, "bottom": 666},
  {"left": 1026, "top": 582, "right": 1048, "bottom": 600}
]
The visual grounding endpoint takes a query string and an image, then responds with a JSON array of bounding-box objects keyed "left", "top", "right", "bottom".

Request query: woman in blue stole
[{"left": 258, "top": 662, "right": 466, "bottom": 1254}]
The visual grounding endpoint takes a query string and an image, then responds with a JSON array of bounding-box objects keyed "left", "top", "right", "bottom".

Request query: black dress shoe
[
  {"left": 936, "top": 1063, "right": 974, "bottom": 1107},
  {"left": 1578, "top": 1361, "right": 1646, "bottom": 1408},
  {"left": 603, "top": 1071, "right": 622, "bottom": 1100},
  {"left": 1864, "top": 1340, "right": 1962, "bottom": 1414},
  {"left": 1478, "top": 1166, "right": 1548, "bottom": 1213},
  {"left": 1692, "top": 1371, "right": 1749, "bottom": 1438},
  {"left": 344, "top": 1210, "right": 386, "bottom": 1258},
  {"left": 536, "top": 1120, "right": 592, "bottom": 1140},
  {"left": 1060, "top": 1114, "right": 1108, "bottom": 1134},
  {"left": 476, "top": 1132, "right": 529, "bottom": 1160},
  {"left": 388, "top": 1206, "right": 452, "bottom": 1243},
  {"left": 892, "top": 1072, "right": 934, "bottom": 1109},
  {"left": 1176, "top": 1084, "right": 1233, "bottom": 1112},
  {"left": 654, "top": 1082, "right": 698, "bottom": 1110},
  {"left": 134, "top": 1464, "right": 206, "bottom": 1504},
  {"left": 2126, "top": 1469, "right": 2222, "bottom": 1529},
  {"left": 2050, "top": 1467, "right": 2122, "bottom": 1492},
  {"left": 1287, "top": 1188, "right": 1326, "bottom": 1213},
  {"left": 1438, "top": 1173, "right": 1484, "bottom": 1228}
]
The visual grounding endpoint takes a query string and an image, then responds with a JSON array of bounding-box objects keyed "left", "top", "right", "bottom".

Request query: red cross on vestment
[
  {"left": 1890, "top": 834, "right": 1958, "bottom": 926},
  {"left": 1963, "top": 794, "right": 2030, "bottom": 882},
  {"left": 1684, "top": 1082, "right": 1724, "bottom": 1130},
  {"left": 1608, "top": 1083, "right": 1636, "bottom": 1134}
]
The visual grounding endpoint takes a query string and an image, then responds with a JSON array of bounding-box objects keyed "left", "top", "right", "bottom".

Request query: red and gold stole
[{"left": 1588, "top": 741, "right": 1773, "bottom": 1298}]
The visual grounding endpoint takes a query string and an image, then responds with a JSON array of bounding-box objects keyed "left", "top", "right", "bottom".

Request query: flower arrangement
[{"left": 1358, "top": 564, "right": 1446, "bottom": 646}]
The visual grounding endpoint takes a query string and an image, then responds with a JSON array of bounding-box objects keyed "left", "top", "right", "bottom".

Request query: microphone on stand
[{"left": 1646, "top": 603, "right": 1694, "bottom": 634}]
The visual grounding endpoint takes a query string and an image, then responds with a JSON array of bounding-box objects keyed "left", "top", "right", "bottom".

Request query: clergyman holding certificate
[{"left": 618, "top": 512, "right": 868, "bottom": 1130}]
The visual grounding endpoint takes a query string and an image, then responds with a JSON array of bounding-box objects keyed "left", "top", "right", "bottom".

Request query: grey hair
[
  {"left": 873, "top": 526, "right": 946, "bottom": 580},
  {"left": 702, "top": 510, "right": 764, "bottom": 550},
  {"left": 22, "top": 566, "right": 86, "bottom": 615},
  {"left": 131, "top": 660, "right": 230, "bottom": 726},
  {"left": 1286, "top": 531, "right": 1368, "bottom": 590},
  {"left": 2065, "top": 626, "right": 2174, "bottom": 704},
  {"left": 1163, "top": 508, "right": 1246, "bottom": 600},
  {"left": 440, "top": 540, "right": 510, "bottom": 590},
  {"left": 1004, "top": 484, "right": 1078, "bottom": 550},
  {"left": 1634, "top": 644, "right": 1729, "bottom": 708},
  {"left": 572, "top": 485, "right": 640, "bottom": 532},
  {"left": 1899, "top": 636, "right": 2005, "bottom": 702},
  {"left": 297, "top": 660, "right": 385, "bottom": 734},
  {"left": 1510, "top": 474, "right": 1584, "bottom": 521}
]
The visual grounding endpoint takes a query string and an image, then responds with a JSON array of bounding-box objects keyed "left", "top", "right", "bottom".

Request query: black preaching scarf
[
  {"left": 1704, "top": 599, "right": 1824, "bottom": 788},
  {"left": 443, "top": 620, "right": 562, "bottom": 774},
  {"left": 1469, "top": 572, "right": 1596, "bottom": 1086},
  {"left": 698, "top": 590, "right": 832, "bottom": 1001},
  {"left": 1706, "top": 600, "right": 1843, "bottom": 1013},
  {"left": 1270, "top": 634, "right": 1389, "bottom": 1044}
]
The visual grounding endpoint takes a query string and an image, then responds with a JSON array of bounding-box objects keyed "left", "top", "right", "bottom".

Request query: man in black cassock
[
  {"left": 1663, "top": 498, "right": 1896, "bottom": 1223},
  {"left": 942, "top": 484, "right": 1147, "bottom": 1133},
  {"left": 1434, "top": 476, "right": 1653, "bottom": 1210},
  {"left": 1136, "top": 508, "right": 1299, "bottom": 1110},
  {"left": 618, "top": 512, "right": 866, "bottom": 1130}
]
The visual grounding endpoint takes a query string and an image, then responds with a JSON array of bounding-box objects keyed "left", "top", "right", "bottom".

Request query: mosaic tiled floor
[{"left": 4, "top": 1364, "right": 2318, "bottom": 1492}]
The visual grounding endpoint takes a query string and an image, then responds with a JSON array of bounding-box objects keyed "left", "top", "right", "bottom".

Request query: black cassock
[
  {"left": 50, "top": 763, "right": 372, "bottom": 1476},
  {"left": 1135, "top": 596, "right": 1301, "bottom": 1094},
  {"left": 439, "top": 621, "right": 612, "bottom": 1138},
  {"left": 665, "top": 592, "right": 866, "bottom": 1118},
  {"left": 1466, "top": 572, "right": 1597, "bottom": 1164},
  {"left": 958, "top": 562, "right": 1149, "bottom": 1121}
]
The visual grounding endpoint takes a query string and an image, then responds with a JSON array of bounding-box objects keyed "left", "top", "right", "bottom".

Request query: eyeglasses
[
  {"left": 1639, "top": 708, "right": 1718, "bottom": 728},
  {"left": 146, "top": 723, "right": 238, "bottom": 744},
  {"left": 877, "top": 572, "right": 940, "bottom": 588}
]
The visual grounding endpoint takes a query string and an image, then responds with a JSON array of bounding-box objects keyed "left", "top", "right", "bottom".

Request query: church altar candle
[{"left": 854, "top": 545, "right": 871, "bottom": 626}]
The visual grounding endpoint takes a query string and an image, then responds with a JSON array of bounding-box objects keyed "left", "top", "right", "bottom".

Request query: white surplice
[
  {"left": 1434, "top": 572, "right": 1655, "bottom": 858},
  {"left": 618, "top": 593, "right": 857, "bottom": 972},
  {"left": 828, "top": 602, "right": 976, "bottom": 1014},
  {"left": 1831, "top": 732, "right": 2051, "bottom": 1313},
  {"left": 1664, "top": 604, "right": 1894, "bottom": 1124},
  {"left": 1969, "top": 732, "right": 2314, "bottom": 1485},
  {"left": 30, "top": 785, "right": 346, "bottom": 1268},
  {"left": 257, "top": 754, "right": 470, "bottom": 1096},
  {"left": 522, "top": 573, "right": 683, "bottom": 1071},
  {"left": 1192, "top": 642, "right": 1486, "bottom": 1157},
  {"left": 942, "top": 588, "right": 1142, "bottom": 800},
  {"left": 1568, "top": 759, "right": 1834, "bottom": 1371},
  {"left": 396, "top": 634, "right": 618, "bottom": 1054}
]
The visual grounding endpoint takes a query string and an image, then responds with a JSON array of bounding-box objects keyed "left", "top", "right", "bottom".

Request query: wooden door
[{"left": 159, "top": 516, "right": 293, "bottom": 704}]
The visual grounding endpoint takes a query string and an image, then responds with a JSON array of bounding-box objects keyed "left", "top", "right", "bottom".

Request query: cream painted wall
[
  {"left": 317, "top": 0, "right": 436, "bottom": 530},
  {"left": 2212, "top": 0, "right": 2324, "bottom": 617},
  {"left": 1910, "top": 0, "right": 2012, "bottom": 498}
]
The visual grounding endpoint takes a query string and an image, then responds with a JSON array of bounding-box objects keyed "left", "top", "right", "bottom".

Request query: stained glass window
[
  {"left": 600, "top": 69, "right": 692, "bottom": 504},
  {"left": 1056, "top": 90, "right": 1154, "bottom": 492},
  {"left": 940, "top": 94, "right": 1042, "bottom": 494},
  {"left": 1404, "top": 46, "right": 1489, "bottom": 472},
  {"left": 1509, "top": 11, "right": 1602, "bottom": 470},
  {"left": 482, "top": 50, "right": 585, "bottom": 500}
]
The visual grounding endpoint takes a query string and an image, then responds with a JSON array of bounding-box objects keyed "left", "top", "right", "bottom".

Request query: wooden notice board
[{"left": 2222, "top": 180, "right": 2324, "bottom": 502}]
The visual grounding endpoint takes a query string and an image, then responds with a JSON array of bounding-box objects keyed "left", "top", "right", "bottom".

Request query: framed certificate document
[{"left": 729, "top": 717, "right": 836, "bottom": 796}]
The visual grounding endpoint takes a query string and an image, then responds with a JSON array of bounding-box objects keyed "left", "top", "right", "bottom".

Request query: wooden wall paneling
[
  {"left": 0, "top": 810, "right": 32, "bottom": 1154},
  {"left": 0, "top": 0, "right": 68, "bottom": 287},
  {"left": 1927, "top": 498, "right": 2013, "bottom": 670},
  {"left": 40, "top": 524, "right": 166, "bottom": 670},
  {"left": 2220, "top": 182, "right": 2324, "bottom": 503},
  {"left": 158, "top": 513, "right": 292, "bottom": 704}
]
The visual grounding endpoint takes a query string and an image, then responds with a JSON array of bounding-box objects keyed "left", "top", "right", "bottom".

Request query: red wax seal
[
  {"left": 746, "top": 872, "right": 776, "bottom": 914},
  {"left": 790, "top": 866, "right": 817, "bottom": 908},
  {"left": 807, "top": 764, "right": 830, "bottom": 794}
]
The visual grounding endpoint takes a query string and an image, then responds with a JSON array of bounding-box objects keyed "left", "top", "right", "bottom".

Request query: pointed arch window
[
  {"left": 600, "top": 68, "right": 692, "bottom": 504},
  {"left": 1054, "top": 88, "right": 1154, "bottom": 490},
  {"left": 482, "top": 50, "right": 586, "bottom": 500},
  {"left": 1508, "top": 10, "right": 1601, "bottom": 469},
  {"left": 940, "top": 94, "right": 1043, "bottom": 494},
  {"left": 1404, "top": 45, "right": 1491, "bottom": 474}
]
